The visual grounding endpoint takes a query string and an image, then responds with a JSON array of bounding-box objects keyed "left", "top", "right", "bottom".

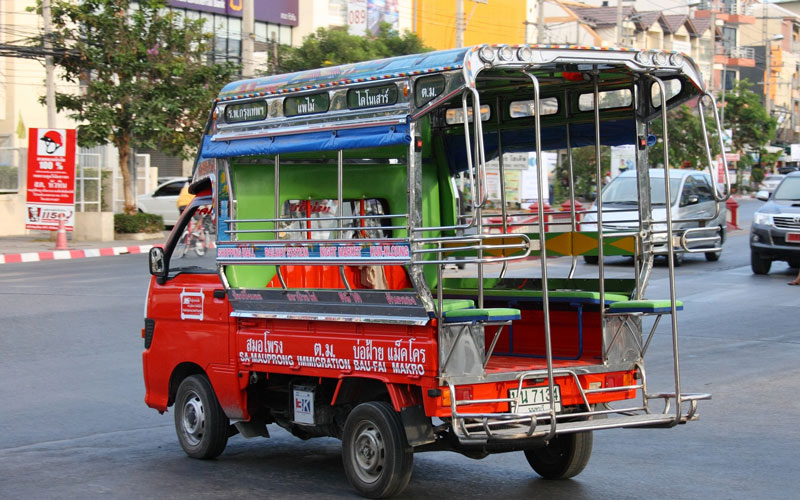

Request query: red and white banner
[{"left": 25, "top": 128, "right": 77, "bottom": 231}]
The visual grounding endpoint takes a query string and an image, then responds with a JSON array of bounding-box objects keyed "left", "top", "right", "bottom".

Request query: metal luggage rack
[{"left": 445, "top": 367, "right": 711, "bottom": 444}]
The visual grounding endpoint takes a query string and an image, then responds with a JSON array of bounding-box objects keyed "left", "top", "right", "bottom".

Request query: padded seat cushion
[
  {"left": 608, "top": 299, "right": 683, "bottom": 314},
  {"left": 443, "top": 307, "right": 521, "bottom": 323}
]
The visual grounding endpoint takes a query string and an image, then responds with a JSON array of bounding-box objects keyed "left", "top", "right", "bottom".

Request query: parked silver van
[{"left": 582, "top": 169, "right": 726, "bottom": 264}]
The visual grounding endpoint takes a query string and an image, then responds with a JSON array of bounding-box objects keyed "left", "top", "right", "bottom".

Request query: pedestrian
[
  {"left": 603, "top": 171, "right": 611, "bottom": 186},
  {"left": 788, "top": 269, "right": 800, "bottom": 285}
]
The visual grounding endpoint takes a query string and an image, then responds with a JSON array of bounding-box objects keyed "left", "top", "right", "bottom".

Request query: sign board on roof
[{"left": 167, "top": 0, "right": 299, "bottom": 27}]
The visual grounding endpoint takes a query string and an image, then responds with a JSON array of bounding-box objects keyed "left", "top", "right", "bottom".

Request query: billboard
[
  {"left": 348, "top": 0, "right": 368, "bottom": 36},
  {"left": 25, "top": 128, "right": 77, "bottom": 231},
  {"left": 167, "top": 0, "right": 299, "bottom": 26}
]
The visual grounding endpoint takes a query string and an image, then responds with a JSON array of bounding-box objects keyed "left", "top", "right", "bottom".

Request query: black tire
[
  {"left": 705, "top": 250, "right": 721, "bottom": 262},
  {"left": 751, "top": 251, "right": 772, "bottom": 275},
  {"left": 669, "top": 251, "right": 683, "bottom": 267},
  {"left": 524, "top": 431, "right": 593, "bottom": 480},
  {"left": 174, "top": 375, "right": 229, "bottom": 459},
  {"left": 342, "top": 401, "right": 413, "bottom": 498},
  {"left": 583, "top": 255, "right": 599, "bottom": 265}
]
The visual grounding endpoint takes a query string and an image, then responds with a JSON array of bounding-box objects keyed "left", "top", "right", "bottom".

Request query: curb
[{"left": 0, "top": 244, "right": 155, "bottom": 265}]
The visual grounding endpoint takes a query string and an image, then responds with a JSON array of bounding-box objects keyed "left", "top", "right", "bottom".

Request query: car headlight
[{"left": 753, "top": 212, "right": 774, "bottom": 226}]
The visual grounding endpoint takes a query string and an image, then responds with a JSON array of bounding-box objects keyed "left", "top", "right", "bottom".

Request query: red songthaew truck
[{"left": 143, "top": 45, "right": 726, "bottom": 498}]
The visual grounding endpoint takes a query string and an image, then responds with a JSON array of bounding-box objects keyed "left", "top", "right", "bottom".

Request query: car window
[
  {"left": 602, "top": 176, "right": 680, "bottom": 206},
  {"left": 773, "top": 176, "right": 800, "bottom": 201},
  {"left": 693, "top": 176, "right": 714, "bottom": 202},
  {"left": 679, "top": 177, "right": 697, "bottom": 206},
  {"left": 279, "top": 198, "right": 390, "bottom": 240},
  {"left": 170, "top": 201, "right": 217, "bottom": 272},
  {"left": 154, "top": 181, "right": 184, "bottom": 197}
]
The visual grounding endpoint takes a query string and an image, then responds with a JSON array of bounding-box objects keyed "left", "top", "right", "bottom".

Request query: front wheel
[
  {"left": 174, "top": 375, "right": 229, "bottom": 459},
  {"left": 342, "top": 401, "right": 413, "bottom": 498},
  {"left": 583, "top": 255, "right": 598, "bottom": 265},
  {"left": 751, "top": 251, "right": 772, "bottom": 275},
  {"left": 524, "top": 431, "right": 593, "bottom": 480}
]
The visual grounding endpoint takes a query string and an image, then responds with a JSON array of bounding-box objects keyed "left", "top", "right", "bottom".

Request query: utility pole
[
  {"left": 537, "top": 0, "right": 545, "bottom": 43},
  {"left": 42, "top": 0, "right": 56, "bottom": 128},
  {"left": 616, "top": 0, "right": 623, "bottom": 47},
  {"left": 242, "top": 0, "right": 255, "bottom": 77},
  {"left": 455, "top": 0, "right": 464, "bottom": 48}
]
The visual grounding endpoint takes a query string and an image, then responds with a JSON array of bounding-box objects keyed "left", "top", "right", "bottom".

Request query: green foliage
[
  {"left": 721, "top": 80, "right": 777, "bottom": 153},
  {"left": 553, "top": 146, "right": 610, "bottom": 203},
  {"left": 278, "top": 24, "right": 431, "bottom": 73},
  {"left": 649, "top": 105, "right": 720, "bottom": 169},
  {"left": 751, "top": 164, "right": 765, "bottom": 184},
  {"left": 38, "top": 0, "right": 239, "bottom": 211},
  {"left": 114, "top": 212, "right": 163, "bottom": 233}
]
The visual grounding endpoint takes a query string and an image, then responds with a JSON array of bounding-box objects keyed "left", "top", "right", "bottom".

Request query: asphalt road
[{"left": 1, "top": 197, "right": 797, "bottom": 499}]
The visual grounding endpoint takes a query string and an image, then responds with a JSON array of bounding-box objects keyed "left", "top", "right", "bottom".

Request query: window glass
[
  {"left": 602, "top": 176, "right": 681, "bottom": 206},
  {"left": 509, "top": 98, "right": 559, "bottom": 118},
  {"left": 171, "top": 201, "right": 217, "bottom": 272},
  {"left": 154, "top": 181, "right": 185, "bottom": 197},
  {"left": 445, "top": 105, "right": 491, "bottom": 125},
  {"left": 651, "top": 79, "right": 682, "bottom": 107},
  {"left": 773, "top": 176, "right": 800, "bottom": 201},
  {"left": 693, "top": 176, "right": 714, "bottom": 202},
  {"left": 578, "top": 89, "right": 632, "bottom": 111},
  {"left": 280, "top": 25, "right": 292, "bottom": 45},
  {"left": 279, "top": 199, "right": 390, "bottom": 240}
]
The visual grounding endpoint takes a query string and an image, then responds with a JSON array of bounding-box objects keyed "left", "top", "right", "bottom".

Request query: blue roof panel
[{"left": 217, "top": 47, "right": 470, "bottom": 101}]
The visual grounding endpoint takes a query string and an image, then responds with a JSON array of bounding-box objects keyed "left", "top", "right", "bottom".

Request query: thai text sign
[{"left": 25, "top": 128, "right": 77, "bottom": 231}]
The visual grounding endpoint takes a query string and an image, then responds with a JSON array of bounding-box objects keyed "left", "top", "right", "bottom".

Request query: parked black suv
[{"left": 751, "top": 172, "right": 800, "bottom": 274}]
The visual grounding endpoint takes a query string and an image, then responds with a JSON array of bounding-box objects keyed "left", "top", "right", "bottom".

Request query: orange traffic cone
[{"left": 55, "top": 217, "right": 69, "bottom": 250}]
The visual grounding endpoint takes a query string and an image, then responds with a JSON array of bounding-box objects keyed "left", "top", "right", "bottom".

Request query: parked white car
[
  {"left": 136, "top": 177, "right": 187, "bottom": 226},
  {"left": 582, "top": 169, "right": 726, "bottom": 264}
]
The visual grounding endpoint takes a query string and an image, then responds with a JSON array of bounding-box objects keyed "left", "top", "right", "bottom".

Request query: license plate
[
  {"left": 508, "top": 385, "right": 562, "bottom": 414},
  {"left": 787, "top": 233, "right": 800, "bottom": 243}
]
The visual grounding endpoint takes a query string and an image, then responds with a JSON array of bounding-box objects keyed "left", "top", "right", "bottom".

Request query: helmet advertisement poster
[{"left": 25, "top": 128, "right": 78, "bottom": 231}]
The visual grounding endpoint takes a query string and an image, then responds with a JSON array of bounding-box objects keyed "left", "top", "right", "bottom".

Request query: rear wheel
[
  {"left": 342, "top": 401, "right": 413, "bottom": 498},
  {"left": 524, "top": 431, "right": 593, "bottom": 480},
  {"left": 174, "top": 375, "right": 229, "bottom": 459},
  {"left": 751, "top": 251, "right": 772, "bottom": 275}
]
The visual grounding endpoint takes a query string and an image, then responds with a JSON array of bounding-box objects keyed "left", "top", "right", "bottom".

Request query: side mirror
[
  {"left": 756, "top": 190, "right": 770, "bottom": 202},
  {"left": 149, "top": 247, "right": 167, "bottom": 277},
  {"left": 687, "top": 194, "right": 699, "bottom": 205}
]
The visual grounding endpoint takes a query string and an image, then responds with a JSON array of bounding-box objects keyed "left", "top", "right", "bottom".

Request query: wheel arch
[
  {"left": 168, "top": 362, "right": 206, "bottom": 407},
  {"left": 332, "top": 376, "right": 424, "bottom": 412}
]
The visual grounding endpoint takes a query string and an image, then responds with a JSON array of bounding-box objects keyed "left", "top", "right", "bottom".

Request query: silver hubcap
[
  {"left": 181, "top": 391, "right": 205, "bottom": 446},
  {"left": 351, "top": 422, "right": 385, "bottom": 484}
]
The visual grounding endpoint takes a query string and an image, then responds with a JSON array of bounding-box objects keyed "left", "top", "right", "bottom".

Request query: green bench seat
[{"left": 608, "top": 299, "right": 683, "bottom": 314}]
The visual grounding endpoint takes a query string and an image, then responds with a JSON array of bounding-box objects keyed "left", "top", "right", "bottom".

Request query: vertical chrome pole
[
  {"left": 593, "top": 71, "right": 606, "bottom": 311},
  {"left": 564, "top": 88, "right": 578, "bottom": 279},
  {"left": 651, "top": 76, "right": 682, "bottom": 423},
  {"left": 337, "top": 149, "right": 344, "bottom": 239},
  {"left": 525, "top": 72, "right": 555, "bottom": 437},
  {"left": 497, "top": 97, "right": 509, "bottom": 279}
]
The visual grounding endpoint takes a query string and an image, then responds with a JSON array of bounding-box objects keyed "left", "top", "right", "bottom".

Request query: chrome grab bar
[{"left": 697, "top": 92, "right": 731, "bottom": 202}]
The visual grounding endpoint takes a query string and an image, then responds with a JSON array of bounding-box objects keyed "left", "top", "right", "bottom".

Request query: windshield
[
  {"left": 601, "top": 176, "right": 681, "bottom": 206},
  {"left": 773, "top": 176, "right": 800, "bottom": 201}
]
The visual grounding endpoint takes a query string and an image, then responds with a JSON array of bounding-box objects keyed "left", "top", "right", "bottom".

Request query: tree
[
  {"left": 553, "top": 145, "right": 610, "bottom": 203},
  {"left": 40, "top": 0, "right": 239, "bottom": 212},
  {"left": 278, "top": 24, "right": 430, "bottom": 73},
  {"left": 721, "top": 79, "right": 777, "bottom": 155},
  {"left": 649, "top": 104, "right": 721, "bottom": 170}
]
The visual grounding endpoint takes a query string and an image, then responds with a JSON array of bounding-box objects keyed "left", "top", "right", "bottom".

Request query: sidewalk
[{"left": 0, "top": 232, "right": 168, "bottom": 265}]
